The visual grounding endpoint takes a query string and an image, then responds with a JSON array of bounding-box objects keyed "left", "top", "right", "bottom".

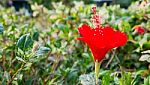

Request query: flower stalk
[{"left": 95, "top": 60, "right": 101, "bottom": 85}]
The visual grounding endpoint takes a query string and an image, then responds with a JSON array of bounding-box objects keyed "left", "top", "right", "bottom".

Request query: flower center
[{"left": 92, "top": 6, "right": 100, "bottom": 29}]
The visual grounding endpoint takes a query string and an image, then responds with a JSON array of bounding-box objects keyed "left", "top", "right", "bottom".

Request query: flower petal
[
  {"left": 113, "top": 31, "right": 128, "bottom": 47},
  {"left": 90, "top": 46, "right": 109, "bottom": 62},
  {"left": 78, "top": 24, "right": 93, "bottom": 37}
]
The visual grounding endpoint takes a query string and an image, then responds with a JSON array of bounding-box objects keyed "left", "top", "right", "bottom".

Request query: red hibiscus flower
[
  {"left": 134, "top": 25, "right": 145, "bottom": 35},
  {"left": 78, "top": 24, "right": 127, "bottom": 62},
  {"left": 78, "top": 6, "right": 127, "bottom": 62},
  {"left": 78, "top": 6, "right": 127, "bottom": 84}
]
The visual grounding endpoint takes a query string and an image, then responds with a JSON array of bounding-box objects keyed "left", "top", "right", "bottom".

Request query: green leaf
[
  {"left": 131, "top": 74, "right": 142, "bottom": 85},
  {"left": 102, "top": 71, "right": 111, "bottom": 85},
  {"left": 65, "top": 16, "right": 74, "bottom": 21},
  {"left": 47, "top": 77, "right": 58, "bottom": 85},
  {"left": 0, "top": 23, "right": 4, "bottom": 34},
  {"left": 143, "top": 42, "right": 150, "bottom": 50},
  {"left": 25, "top": 77, "right": 33, "bottom": 85},
  {"left": 118, "top": 21, "right": 131, "bottom": 33},
  {"left": 120, "top": 72, "right": 132, "bottom": 85},
  {"left": 23, "top": 62, "right": 32, "bottom": 70},
  {"left": 16, "top": 34, "right": 33, "bottom": 50},
  {"left": 143, "top": 75, "right": 150, "bottom": 85},
  {"left": 139, "top": 33, "right": 149, "bottom": 48},
  {"left": 33, "top": 32, "right": 39, "bottom": 41},
  {"left": 16, "top": 73, "right": 23, "bottom": 80},
  {"left": 4, "top": 71, "right": 11, "bottom": 81},
  {"left": 17, "top": 48, "right": 24, "bottom": 56},
  {"left": 12, "top": 81, "right": 18, "bottom": 85},
  {"left": 36, "top": 46, "right": 50, "bottom": 56},
  {"left": 54, "top": 39, "right": 61, "bottom": 48}
]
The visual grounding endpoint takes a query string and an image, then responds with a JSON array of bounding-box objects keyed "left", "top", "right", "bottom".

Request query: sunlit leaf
[
  {"left": 16, "top": 34, "right": 33, "bottom": 50},
  {"left": 142, "top": 50, "right": 150, "bottom": 54},
  {"left": 36, "top": 46, "right": 50, "bottom": 56},
  {"left": 16, "top": 56, "right": 26, "bottom": 63},
  {"left": 139, "top": 54, "right": 150, "bottom": 63}
]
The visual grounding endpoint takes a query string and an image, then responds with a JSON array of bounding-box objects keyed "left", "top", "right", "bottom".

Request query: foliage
[{"left": 0, "top": 1, "right": 150, "bottom": 85}]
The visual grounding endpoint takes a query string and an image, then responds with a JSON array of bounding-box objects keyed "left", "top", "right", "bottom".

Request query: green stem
[{"left": 95, "top": 60, "right": 101, "bottom": 85}]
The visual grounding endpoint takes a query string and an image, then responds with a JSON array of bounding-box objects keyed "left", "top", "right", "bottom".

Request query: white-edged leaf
[
  {"left": 16, "top": 56, "right": 26, "bottom": 63},
  {"left": 139, "top": 54, "right": 150, "bottom": 63},
  {"left": 142, "top": 50, "right": 150, "bottom": 54},
  {"left": 36, "top": 46, "right": 50, "bottom": 56},
  {"left": 18, "top": 48, "right": 24, "bottom": 55},
  {"left": 16, "top": 34, "right": 33, "bottom": 50},
  {"left": 24, "top": 62, "right": 32, "bottom": 70},
  {"left": 79, "top": 73, "right": 96, "bottom": 85}
]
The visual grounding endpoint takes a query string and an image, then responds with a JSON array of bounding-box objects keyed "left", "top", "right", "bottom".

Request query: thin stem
[{"left": 105, "top": 49, "right": 116, "bottom": 68}]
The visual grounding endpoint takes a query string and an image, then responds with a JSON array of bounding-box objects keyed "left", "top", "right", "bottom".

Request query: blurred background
[
  {"left": 0, "top": 0, "right": 139, "bottom": 9},
  {"left": 0, "top": 0, "right": 150, "bottom": 85}
]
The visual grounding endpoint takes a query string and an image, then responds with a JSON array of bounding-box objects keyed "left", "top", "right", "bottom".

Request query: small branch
[
  {"left": 8, "top": 63, "right": 24, "bottom": 85},
  {"left": 105, "top": 49, "right": 116, "bottom": 68},
  {"left": 2, "top": 51, "right": 6, "bottom": 71},
  {"left": 128, "top": 40, "right": 137, "bottom": 44}
]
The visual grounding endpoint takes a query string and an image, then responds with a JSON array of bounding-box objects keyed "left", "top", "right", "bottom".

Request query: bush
[{"left": 0, "top": 1, "right": 150, "bottom": 84}]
